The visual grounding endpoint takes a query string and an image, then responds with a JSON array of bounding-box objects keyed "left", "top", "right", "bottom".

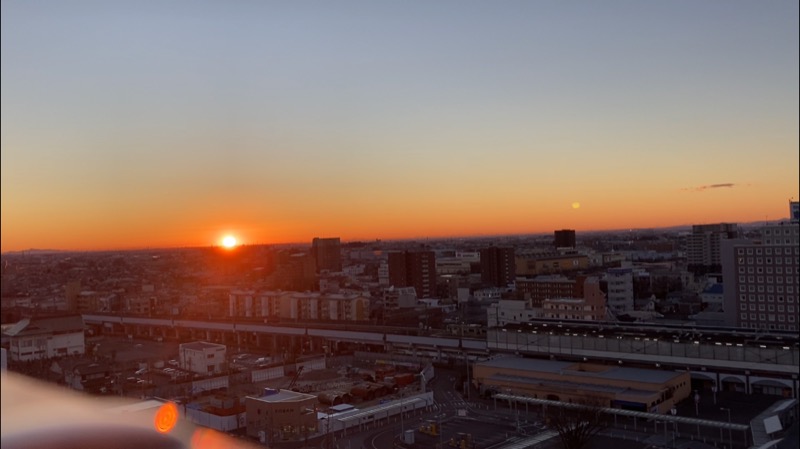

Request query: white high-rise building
[
  {"left": 606, "top": 268, "right": 634, "bottom": 313},
  {"left": 722, "top": 211, "right": 800, "bottom": 331}
]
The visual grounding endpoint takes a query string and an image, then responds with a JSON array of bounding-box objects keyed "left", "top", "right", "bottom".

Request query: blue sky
[{"left": 2, "top": 1, "right": 798, "bottom": 251}]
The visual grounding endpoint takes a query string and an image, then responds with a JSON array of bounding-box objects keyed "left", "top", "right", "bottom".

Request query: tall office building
[
  {"left": 311, "top": 237, "right": 342, "bottom": 273},
  {"left": 687, "top": 223, "right": 738, "bottom": 268},
  {"left": 791, "top": 201, "right": 799, "bottom": 222},
  {"left": 480, "top": 247, "right": 516, "bottom": 288},
  {"left": 554, "top": 229, "right": 576, "bottom": 248},
  {"left": 722, "top": 213, "right": 799, "bottom": 331},
  {"left": 388, "top": 250, "right": 437, "bottom": 299}
]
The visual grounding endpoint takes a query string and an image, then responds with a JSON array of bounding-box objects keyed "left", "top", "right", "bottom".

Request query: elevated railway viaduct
[{"left": 82, "top": 314, "right": 799, "bottom": 398}]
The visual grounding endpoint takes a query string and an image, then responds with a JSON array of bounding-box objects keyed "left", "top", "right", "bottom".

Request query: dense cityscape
[
  {"left": 1, "top": 201, "right": 798, "bottom": 449},
  {"left": 2, "top": 1, "right": 798, "bottom": 448}
]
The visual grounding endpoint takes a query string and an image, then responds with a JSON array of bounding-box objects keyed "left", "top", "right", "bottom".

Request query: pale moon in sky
[{"left": 572, "top": 202, "right": 581, "bottom": 209}]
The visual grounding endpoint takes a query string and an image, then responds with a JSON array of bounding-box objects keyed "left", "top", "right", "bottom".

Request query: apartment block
[
  {"left": 311, "top": 237, "right": 342, "bottom": 273},
  {"left": 388, "top": 250, "right": 437, "bottom": 298},
  {"left": 480, "top": 246, "right": 516, "bottom": 288},
  {"left": 688, "top": 223, "right": 738, "bottom": 268}
]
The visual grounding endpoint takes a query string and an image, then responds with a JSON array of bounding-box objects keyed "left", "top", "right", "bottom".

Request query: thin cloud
[{"left": 682, "top": 183, "right": 737, "bottom": 192}]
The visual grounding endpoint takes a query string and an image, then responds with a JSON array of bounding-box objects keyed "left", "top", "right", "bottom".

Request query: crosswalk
[{"left": 434, "top": 390, "right": 471, "bottom": 409}]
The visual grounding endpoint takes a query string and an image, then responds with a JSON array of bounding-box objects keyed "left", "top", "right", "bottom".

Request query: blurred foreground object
[{"left": 1, "top": 371, "right": 258, "bottom": 449}]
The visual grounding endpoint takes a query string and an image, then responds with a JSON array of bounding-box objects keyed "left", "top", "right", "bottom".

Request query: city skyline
[{"left": 2, "top": 1, "right": 798, "bottom": 252}]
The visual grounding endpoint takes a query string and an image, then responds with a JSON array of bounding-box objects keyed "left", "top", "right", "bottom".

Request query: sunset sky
[{"left": 2, "top": 1, "right": 798, "bottom": 252}]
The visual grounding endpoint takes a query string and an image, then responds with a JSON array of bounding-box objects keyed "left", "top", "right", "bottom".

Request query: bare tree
[{"left": 547, "top": 399, "right": 610, "bottom": 449}]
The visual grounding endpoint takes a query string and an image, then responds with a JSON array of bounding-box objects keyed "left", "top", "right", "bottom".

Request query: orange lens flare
[{"left": 154, "top": 402, "right": 179, "bottom": 434}]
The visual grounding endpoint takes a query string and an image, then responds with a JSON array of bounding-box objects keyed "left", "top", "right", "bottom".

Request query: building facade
[
  {"left": 311, "top": 237, "right": 342, "bottom": 273},
  {"left": 480, "top": 247, "right": 516, "bottom": 288},
  {"left": 229, "top": 291, "right": 369, "bottom": 322},
  {"left": 383, "top": 286, "right": 417, "bottom": 310},
  {"left": 554, "top": 229, "right": 577, "bottom": 248},
  {"left": 606, "top": 268, "right": 634, "bottom": 314},
  {"left": 687, "top": 223, "right": 739, "bottom": 268},
  {"left": 722, "top": 221, "right": 800, "bottom": 331},
  {"left": 3, "top": 315, "right": 85, "bottom": 362},
  {"left": 388, "top": 250, "right": 437, "bottom": 298},
  {"left": 542, "top": 277, "right": 607, "bottom": 321},
  {"left": 516, "top": 275, "right": 580, "bottom": 307},
  {"left": 515, "top": 253, "right": 589, "bottom": 276},
  {"left": 178, "top": 341, "right": 227, "bottom": 375},
  {"left": 473, "top": 357, "right": 691, "bottom": 414},
  {"left": 246, "top": 389, "right": 318, "bottom": 440}
]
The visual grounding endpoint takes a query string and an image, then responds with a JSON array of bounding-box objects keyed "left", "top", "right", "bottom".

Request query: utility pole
[
  {"left": 399, "top": 391, "right": 405, "bottom": 438},
  {"left": 721, "top": 407, "right": 732, "bottom": 449}
]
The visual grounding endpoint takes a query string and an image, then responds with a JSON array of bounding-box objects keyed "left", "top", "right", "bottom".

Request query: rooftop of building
[
  {"left": 250, "top": 388, "right": 316, "bottom": 403},
  {"left": 477, "top": 356, "right": 685, "bottom": 385},
  {"left": 702, "top": 284, "right": 724, "bottom": 295},
  {"left": 179, "top": 341, "right": 225, "bottom": 351},
  {"left": 3, "top": 314, "right": 84, "bottom": 337},
  {"left": 487, "top": 373, "right": 655, "bottom": 398}
]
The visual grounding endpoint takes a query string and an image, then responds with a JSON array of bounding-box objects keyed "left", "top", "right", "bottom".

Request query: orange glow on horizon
[{"left": 1, "top": 192, "right": 797, "bottom": 252}]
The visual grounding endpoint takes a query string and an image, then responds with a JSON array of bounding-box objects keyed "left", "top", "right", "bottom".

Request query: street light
[{"left": 720, "top": 407, "right": 732, "bottom": 449}]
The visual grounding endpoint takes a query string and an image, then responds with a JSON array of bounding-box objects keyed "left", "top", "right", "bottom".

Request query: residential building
[
  {"left": 229, "top": 291, "right": 370, "bottom": 322},
  {"left": 487, "top": 299, "right": 540, "bottom": 327},
  {"left": 480, "top": 247, "right": 516, "bottom": 287},
  {"left": 178, "top": 341, "right": 227, "bottom": 376},
  {"left": 687, "top": 223, "right": 738, "bottom": 269},
  {"left": 542, "top": 277, "right": 607, "bottom": 321},
  {"left": 516, "top": 275, "right": 580, "bottom": 307},
  {"left": 554, "top": 229, "right": 576, "bottom": 248},
  {"left": 65, "top": 361, "right": 113, "bottom": 393},
  {"left": 606, "top": 268, "right": 634, "bottom": 313},
  {"left": 489, "top": 277, "right": 606, "bottom": 325},
  {"left": 474, "top": 287, "right": 502, "bottom": 302},
  {"left": 383, "top": 286, "right": 417, "bottom": 310},
  {"left": 311, "top": 238, "right": 342, "bottom": 273},
  {"left": 699, "top": 283, "right": 724, "bottom": 311},
  {"left": 271, "top": 252, "right": 317, "bottom": 291},
  {"left": 388, "top": 250, "right": 437, "bottom": 298},
  {"left": 378, "top": 261, "right": 389, "bottom": 286},
  {"left": 515, "top": 253, "right": 589, "bottom": 276}
]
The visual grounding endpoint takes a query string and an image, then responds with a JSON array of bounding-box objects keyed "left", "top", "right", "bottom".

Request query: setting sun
[{"left": 221, "top": 235, "right": 237, "bottom": 249}]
